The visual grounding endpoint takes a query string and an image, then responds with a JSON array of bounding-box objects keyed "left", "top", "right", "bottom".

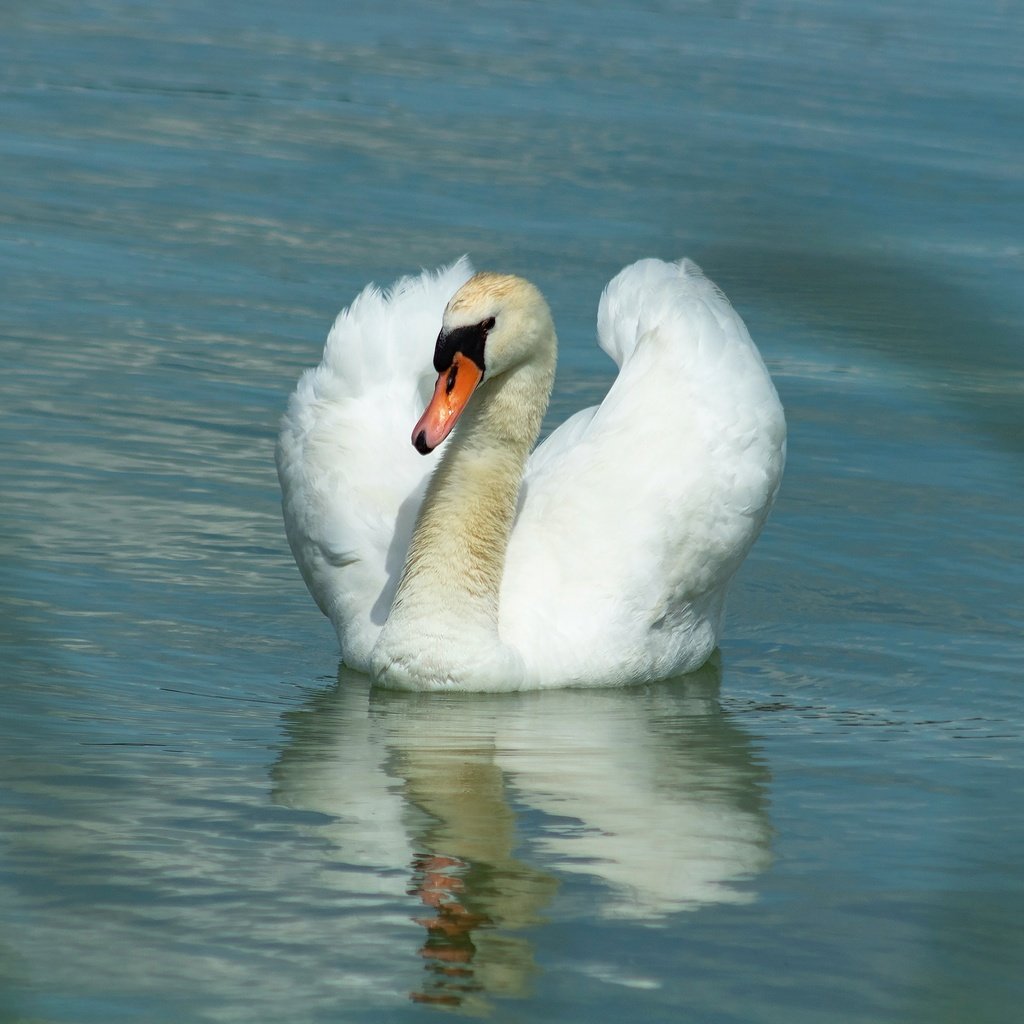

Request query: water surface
[{"left": 1, "top": 1, "right": 1022, "bottom": 1021}]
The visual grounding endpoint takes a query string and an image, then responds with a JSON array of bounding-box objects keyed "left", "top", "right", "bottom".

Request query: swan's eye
[
  {"left": 433, "top": 321, "right": 489, "bottom": 373},
  {"left": 445, "top": 365, "right": 458, "bottom": 395}
]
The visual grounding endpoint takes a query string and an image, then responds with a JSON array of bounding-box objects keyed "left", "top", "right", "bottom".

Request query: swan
[{"left": 276, "top": 257, "right": 785, "bottom": 691}]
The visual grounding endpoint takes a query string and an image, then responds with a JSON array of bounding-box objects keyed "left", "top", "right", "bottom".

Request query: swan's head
[{"left": 412, "top": 272, "right": 555, "bottom": 455}]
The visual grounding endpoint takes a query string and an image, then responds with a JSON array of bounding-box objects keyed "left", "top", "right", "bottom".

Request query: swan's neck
[{"left": 373, "top": 353, "right": 554, "bottom": 688}]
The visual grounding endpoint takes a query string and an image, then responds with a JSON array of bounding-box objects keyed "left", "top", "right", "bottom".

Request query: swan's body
[{"left": 276, "top": 258, "right": 785, "bottom": 691}]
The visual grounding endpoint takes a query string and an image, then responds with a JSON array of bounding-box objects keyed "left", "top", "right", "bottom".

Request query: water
[{"left": 2, "top": 0, "right": 1022, "bottom": 1020}]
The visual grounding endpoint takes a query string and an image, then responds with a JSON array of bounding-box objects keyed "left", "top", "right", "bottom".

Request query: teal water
[{"left": 2, "top": 1, "right": 1022, "bottom": 1021}]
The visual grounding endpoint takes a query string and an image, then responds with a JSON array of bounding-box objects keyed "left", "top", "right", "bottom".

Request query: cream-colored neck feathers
[{"left": 371, "top": 276, "right": 556, "bottom": 690}]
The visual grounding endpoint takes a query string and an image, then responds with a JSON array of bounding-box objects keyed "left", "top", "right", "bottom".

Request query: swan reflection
[{"left": 272, "top": 655, "right": 771, "bottom": 1010}]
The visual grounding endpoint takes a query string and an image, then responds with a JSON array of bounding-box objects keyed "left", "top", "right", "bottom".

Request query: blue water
[{"left": 2, "top": 1, "right": 1022, "bottom": 1021}]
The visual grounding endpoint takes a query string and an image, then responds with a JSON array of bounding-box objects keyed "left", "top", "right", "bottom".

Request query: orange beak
[{"left": 412, "top": 352, "right": 484, "bottom": 454}]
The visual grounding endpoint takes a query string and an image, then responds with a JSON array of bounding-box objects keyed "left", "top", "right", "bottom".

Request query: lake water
[{"left": 2, "top": 0, "right": 1022, "bottom": 1021}]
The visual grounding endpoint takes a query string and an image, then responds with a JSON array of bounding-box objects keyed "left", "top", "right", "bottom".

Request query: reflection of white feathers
[
  {"left": 272, "top": 683, "right": 415, "bottom": 900},
  {"left": 273, "top": 666, "right": 771, "bottom": 923},
  {"left": 497, "top": 691, "right": 771, "bottom": 916}
]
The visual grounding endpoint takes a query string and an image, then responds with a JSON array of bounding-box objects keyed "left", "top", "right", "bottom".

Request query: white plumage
[{"left": 276, "top": 258, "right": 785, "bottom": 691}]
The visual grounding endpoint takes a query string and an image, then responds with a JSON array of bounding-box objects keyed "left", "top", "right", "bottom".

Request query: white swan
[{"left": 276, "top": 257, "right": 785, "bottom": 691}]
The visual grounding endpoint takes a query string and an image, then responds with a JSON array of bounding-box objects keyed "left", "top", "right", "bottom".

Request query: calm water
[{"left": 2, "top": 1, "right": 1022, "bottom": 1021}]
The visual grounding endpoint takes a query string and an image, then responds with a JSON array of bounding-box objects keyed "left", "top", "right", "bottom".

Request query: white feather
[
  {"left": 277, "top": 258, "right": 785, "bottom": 688},
  {"left": 276, "top": 258, "right": 475, "bottom": 666}
]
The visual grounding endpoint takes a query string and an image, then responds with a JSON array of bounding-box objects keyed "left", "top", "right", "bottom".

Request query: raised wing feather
[
  {"left": 500, "top": 259, "right": 786, "bottom": 685},
  {"left": 276, "top": 259, "right": 474, "bottom": 668}
]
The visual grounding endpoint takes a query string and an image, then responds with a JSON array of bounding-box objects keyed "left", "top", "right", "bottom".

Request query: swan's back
[{"left": 500, "top": 259, "right": 786, "bottom": 686}]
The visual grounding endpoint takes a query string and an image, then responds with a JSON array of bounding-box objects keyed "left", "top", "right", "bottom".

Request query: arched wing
[
  {"left": 276, "top": 259, "right": 474, "bottom": 668},
  {"left": 500, "top": 259, "right": 786, "bottom": 685}
]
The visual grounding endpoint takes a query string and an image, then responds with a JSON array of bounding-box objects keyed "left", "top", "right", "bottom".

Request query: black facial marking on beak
[
  {"left": 413, "top": 430, "right": 433, "bottom": 455},
  {"left": 433, "top": 316, "right": 495, "bottom": 373}
]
